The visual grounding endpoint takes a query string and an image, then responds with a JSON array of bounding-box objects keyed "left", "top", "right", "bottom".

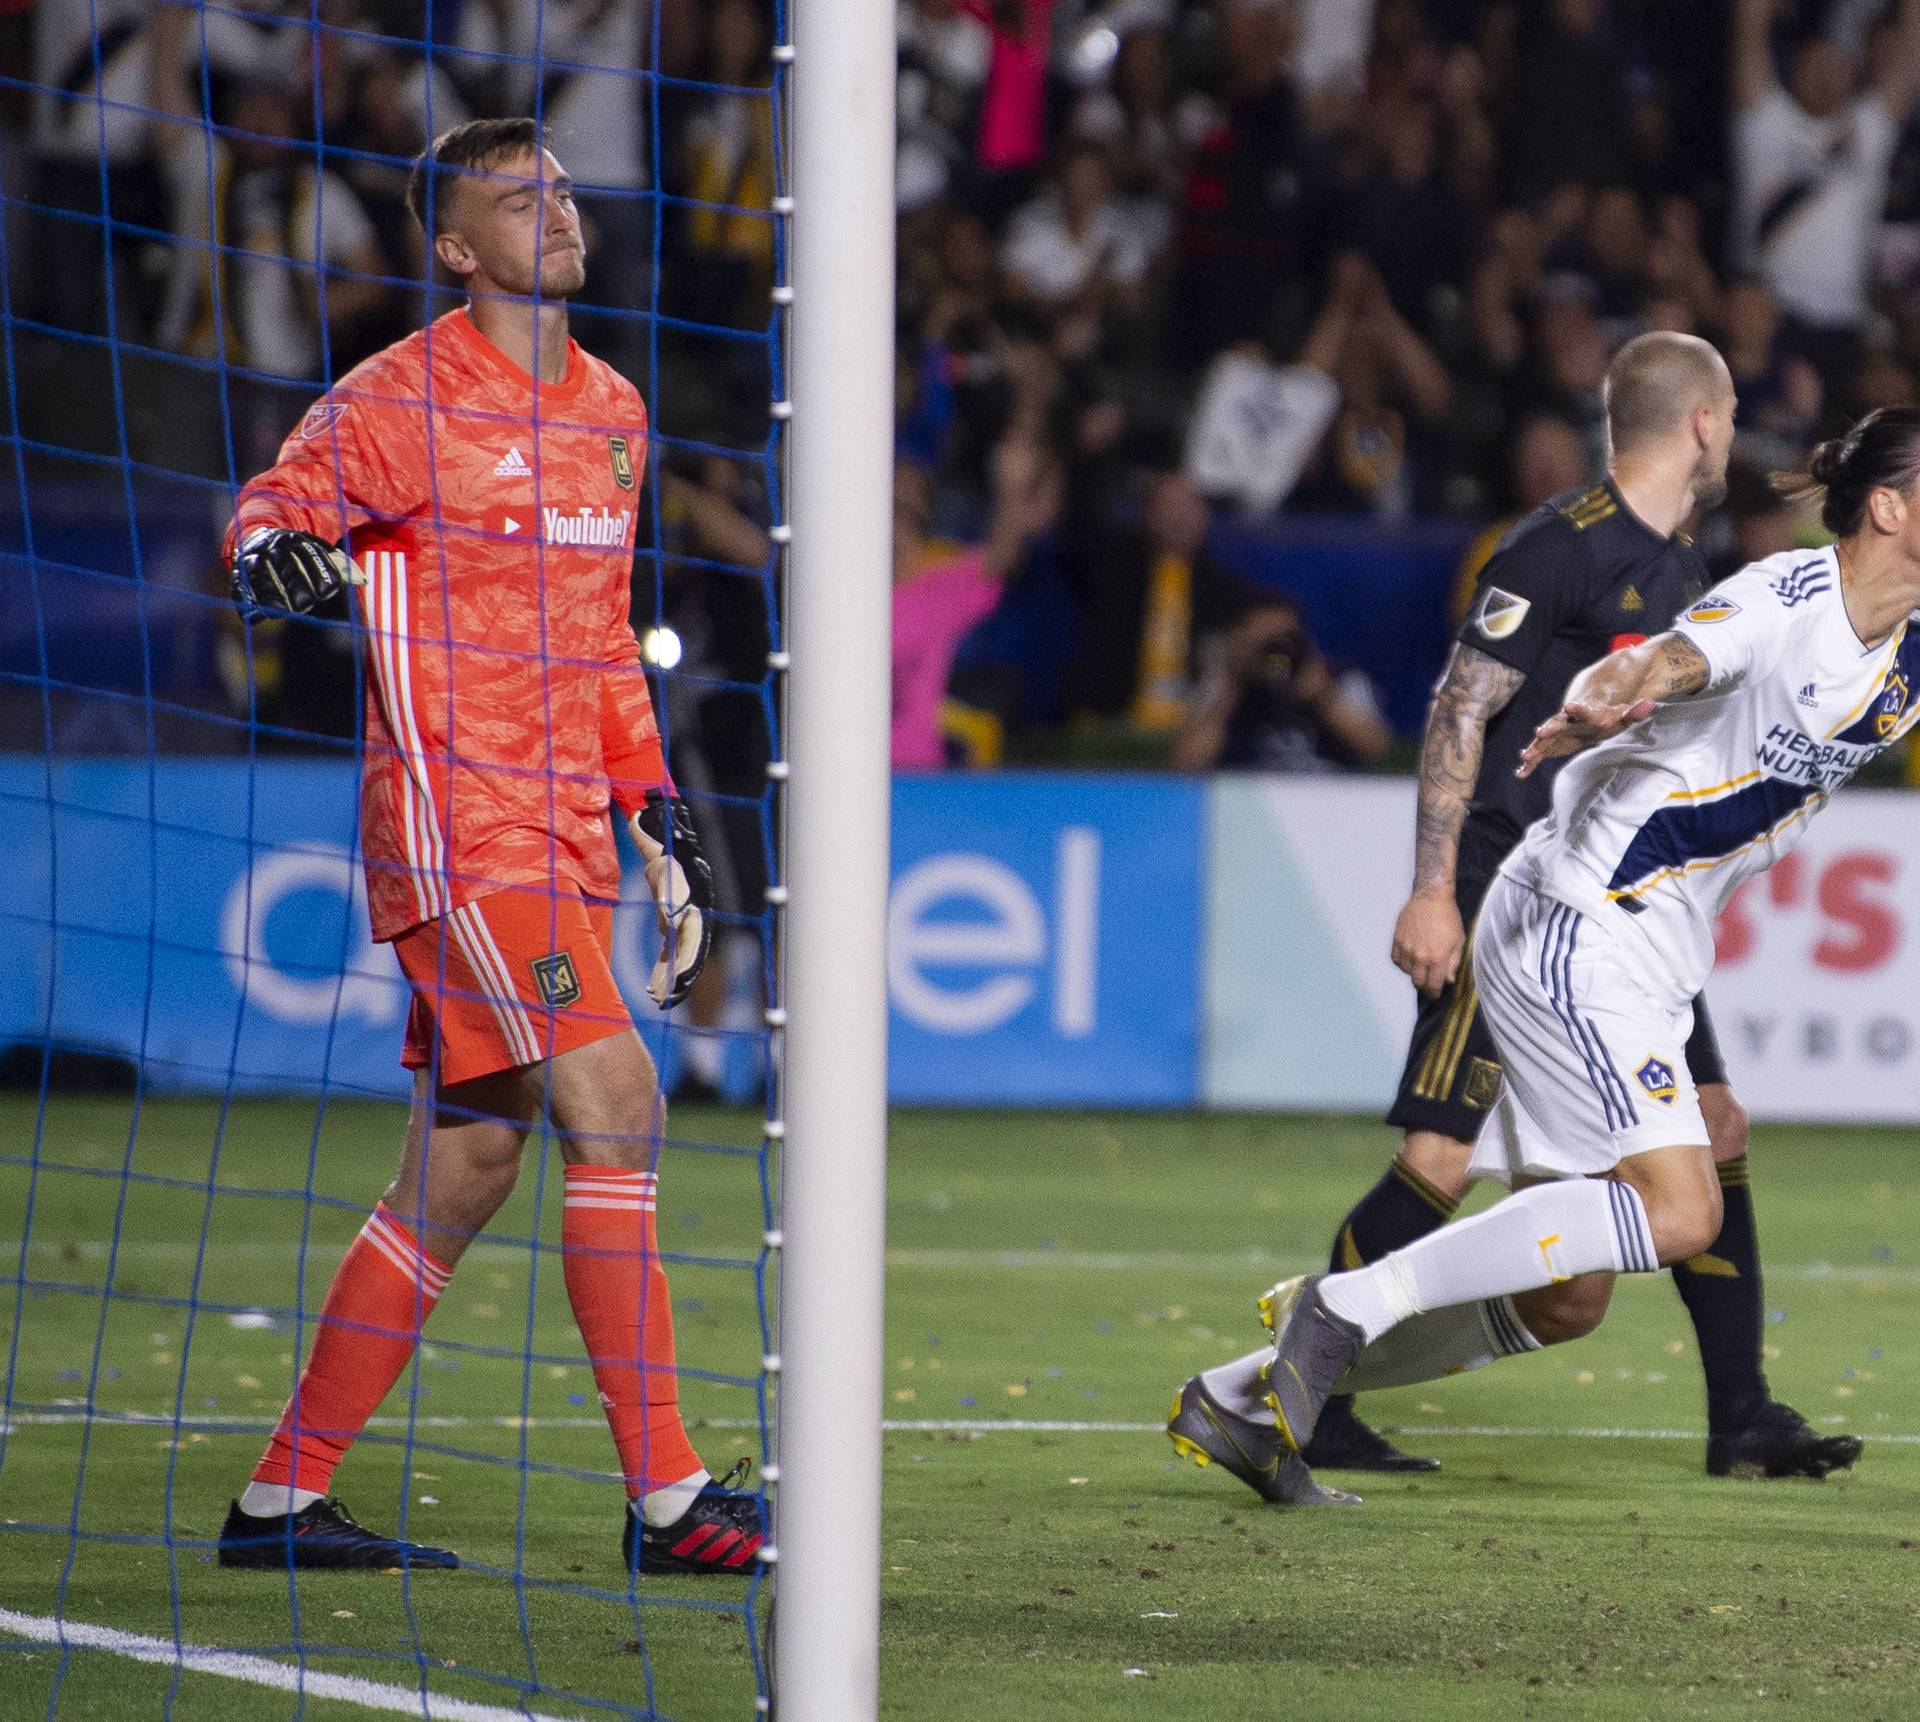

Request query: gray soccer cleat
[
  {"left": 1257, "top": 1274, "right": 1365, "bottom": 1454},
  {"left": 1166, "top": 1375, "right": 1361, "bottom": 1507}
]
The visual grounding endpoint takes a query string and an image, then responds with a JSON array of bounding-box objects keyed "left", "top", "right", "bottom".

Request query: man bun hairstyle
[
  {"left": 1772, "top": 405, "right": 1920, "bottom": 536},
  {"left": 407, "top": 117, "right": 551, "bottom": 234},
  {"left": 1602, "top": 331, "right": 1731, "bottom": 456}
]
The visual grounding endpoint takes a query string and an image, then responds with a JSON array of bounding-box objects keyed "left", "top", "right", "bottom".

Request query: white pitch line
[
  {"left": 25, "top": 1238, "right": 1920, "bottom": 1285},
  {"left": 3, "top": 1409, "right": 1916, "bottom": 1445},
  {"left": 0, "top": 1607, "right": 587, "bottom": 1722}
]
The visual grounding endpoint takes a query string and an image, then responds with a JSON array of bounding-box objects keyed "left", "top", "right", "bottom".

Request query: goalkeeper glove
[
  {"left": 231, "top": 528, "right": 363, "bottom": 621},
  {"left": 631, "top": 789, "right": 714, "bottom": 1009}
]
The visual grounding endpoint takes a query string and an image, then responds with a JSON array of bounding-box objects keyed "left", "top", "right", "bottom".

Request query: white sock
[
  {"left": 1199, "top": 1348, "right": 1274, "bottom": 1423},
  {"left": 239, "top": 1481, "right": 323, "bottom": 1518},
  {"left": 1336, "top": 1296, "right": 1540, "bottom": 1393},
  {"left": 1319, "top": 1179, "right": 1657, "bottom": 1343},
  {"left": 638, "top": 1467, "right": 711, "bottom": 1528}
]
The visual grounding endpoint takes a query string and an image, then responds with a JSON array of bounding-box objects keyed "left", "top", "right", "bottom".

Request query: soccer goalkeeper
[{"left": 215, "top": 119, "right": 761, "bottom": 1577}]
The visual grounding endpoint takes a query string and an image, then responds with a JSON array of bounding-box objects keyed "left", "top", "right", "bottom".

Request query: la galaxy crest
[
  {"left": 608, "top": 435, "right": 635, "bottom": 491},
  {"left": 1634, "top": 1055, "right": 1677, "bottom": 1106},
  {"left": 1874, "top": 670, "right": 1911, "bottom": 739}
]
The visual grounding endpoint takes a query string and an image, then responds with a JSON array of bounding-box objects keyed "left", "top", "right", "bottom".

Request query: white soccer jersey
[{"left": 1504, "top": 546, "right": 1920, "bottom": 1000}]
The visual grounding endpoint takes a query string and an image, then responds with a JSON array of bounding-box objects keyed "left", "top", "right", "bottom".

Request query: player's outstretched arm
[
  {"left": 1516, "top": 632, "right": 1709, "bottom": 778},
  {"left": 1392, "top": 642, "right": 1525, "bottom": 996}
]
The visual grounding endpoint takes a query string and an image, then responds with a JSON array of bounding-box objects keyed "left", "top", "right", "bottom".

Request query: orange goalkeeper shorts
[{"left": 393, "top": 885, "right": 632, "bottom": 1087}]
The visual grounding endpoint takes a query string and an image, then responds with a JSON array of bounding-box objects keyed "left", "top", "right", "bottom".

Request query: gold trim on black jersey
[{"left": 1559, "top": 484, "right": 1618, "bottom": 531}]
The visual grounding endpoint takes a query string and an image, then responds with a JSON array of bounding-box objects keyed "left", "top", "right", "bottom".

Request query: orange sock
[
  {"left": 562, "top": 1165, "right": 703, "bottom": 1498},
  {"left": 251, "top": 1204, "right": 451, "bottom": 1495}
]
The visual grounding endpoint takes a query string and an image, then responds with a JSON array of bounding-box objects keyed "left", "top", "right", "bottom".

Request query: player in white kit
[{"left": 1261, "top": 407, "right": 1920, "bottom": 1470}]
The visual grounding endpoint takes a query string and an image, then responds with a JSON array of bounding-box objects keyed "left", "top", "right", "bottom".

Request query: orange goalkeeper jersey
[{"left": 227, "top": 307, "right": 668, "bottom": 942}]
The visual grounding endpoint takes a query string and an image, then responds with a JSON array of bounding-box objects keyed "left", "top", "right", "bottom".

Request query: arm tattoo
[
  {"left": 1652, "top": 633, "right": 1711, "bottom": 700},
  {"left": 1410, "top": 644, "right": 1527, "bottom": 895}
]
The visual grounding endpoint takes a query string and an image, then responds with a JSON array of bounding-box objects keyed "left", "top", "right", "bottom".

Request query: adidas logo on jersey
[
  {"left": 1619, "top": 584, "right": 1644, "bottom": 611},
  {"left": 493, "top": 446, "right": 533, "bottom": 477},
  {"left": 1797, "top": 682, "right": 1819, "bottom": 707}
]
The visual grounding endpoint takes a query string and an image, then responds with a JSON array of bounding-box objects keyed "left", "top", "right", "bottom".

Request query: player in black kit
[{"left": 1167, "top": 333, "right": 1861, "bottom": 1502}]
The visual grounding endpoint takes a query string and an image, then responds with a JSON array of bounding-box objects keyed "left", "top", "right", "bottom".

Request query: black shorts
[{"left": 1384, "top": 874, "right": 1728, "bottom": 1142}]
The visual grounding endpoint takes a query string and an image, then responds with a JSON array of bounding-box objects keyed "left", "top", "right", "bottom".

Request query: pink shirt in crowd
[
  {"left": 892, "top": 548, "right": 1001, "bottom": 768},
  {"left": 961, "top": 0, "right": 1053, "bottom": 172}
]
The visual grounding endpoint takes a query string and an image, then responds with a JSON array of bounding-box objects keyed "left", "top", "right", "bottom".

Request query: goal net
[{"left": 0, "top": 4, "right": 785, "bottom": 1716}]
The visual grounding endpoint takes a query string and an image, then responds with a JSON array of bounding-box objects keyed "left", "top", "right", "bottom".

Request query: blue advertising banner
[
  {"left": 0, "top": 761, "right": 1202, "bottom": 1108},
  {"left": 887, "top": 774, "right": 1202, "bottom": 1106},
  {"left": 1, "top": 758, "right": 416, "bottom": 1100}
]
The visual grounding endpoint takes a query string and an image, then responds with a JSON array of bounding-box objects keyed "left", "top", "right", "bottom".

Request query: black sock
[
  {"left": 1325, "top": 1157, "right": 1459, "bottom": 1274},
  {"left": 1670, "top": 1155, "right": 1768, "bottom": 1428},
  {"left": 1320, "top": 1158, "right": 1459, "bottom": 1418}
]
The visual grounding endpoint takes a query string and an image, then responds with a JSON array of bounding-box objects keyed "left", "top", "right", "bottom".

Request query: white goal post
[{"left": 774, "top": 0, "right": 895, "bottom": 1708}]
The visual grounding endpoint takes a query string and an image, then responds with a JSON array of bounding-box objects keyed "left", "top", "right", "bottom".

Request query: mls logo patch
[
  {"left": 296, "top": 399, "right": 349, "bottom": 441},
  {"left": 608, "top": 435, "right": 635, "bottom": 491},
  {"left": 1634, "top": 1055, "right": 1678, "bottom": 1106},
  {"left": 530, "top": 951, "right": 582, "bottom": 1008},
  {"left": 1474, "top": 586, "right": 1531, "bottom": 641},
  {"left": 1685, "top": 594, "right": 1739, "bottom": 624}
]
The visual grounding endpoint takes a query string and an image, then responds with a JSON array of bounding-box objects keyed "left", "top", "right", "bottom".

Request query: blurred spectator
[
  {"left": 461, "top": 0, "right": 653, "bottom": 370},
  {"left": 1513, "top": 289, "right": 1611, "bottom": 469},
  {"left": 1337, "top": 97, "right": 1471, "bottom": 328},
  {"left": 1001, "top": 139, "right": 1150, "bottom": 321},
  {"left": 1166, "top": 0, "right": 1318, "bottom": 364},
  {"left": 893, "top": 437, "right": 1062, "bottom": 768},
  {"left": 1184, "top": 262, "right": 1361, "bottom": 517},
  {"left": 1172, "top": 598, "right": 1390, "bottom": 773},
  {"left": 1718, "top": 274, "right": 1823, "bottom": 469},
  {"left": 957, "top": 0, "right": 1054, "bottom": 218},
  {"left": 32, "top": 2, "right": 296, "bottom": 339},
  {"left": 156, "top": 81, "right": 388, "bottom": 378},
  {"left": 1707, "top": 453, "right": 1806, "bottom": 580},
  {"left": 1730, "top": 0, "right": 1920, "bottom": 396},
  {"left": 898, "top": 0, "right": 991, "bottom": 212},
  {"left": 1449, "top": 411, "right": 1593, "bottom": 622},
  {"left": 1068, "top": 26, "right": 1215, "bottom": 220},
  {"left": 1506, "top": 0, "right": 1632, "bottom": 204},
  {"left": 1292, "top": 256, "right": 1453, "bottom": 517},
  {"left": 1059, "top": 466, "right": 1261, "bottom": 731},
  {"left": 672, "top": 0, "right": 777, "bottom": 330}
]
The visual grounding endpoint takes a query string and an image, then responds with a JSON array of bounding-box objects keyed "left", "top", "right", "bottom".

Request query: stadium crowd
[{"left": 7, "top": 0, "right": 1920, "bottom": 780}]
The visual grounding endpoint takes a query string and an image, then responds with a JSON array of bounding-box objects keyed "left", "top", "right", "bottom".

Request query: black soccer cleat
[
  {"left": 217, "top": 1497, "right": 459, "bottom": 1570},
  {"left": 1167, "top": 1376, "right": 1360, "bottom": 1506},
  {"left": 624, "top": 1460, "right": 766, "bottom": 1576},
  {"left": 1706, "top": 1398, "right": 1864, "bottom": 1480},
  {"left": 1258, "top": 1274, "right": 1365, "bottom": 1455},
  {"left": 1303, "top": 1394, "right": 1441, "bottom": 1473}
]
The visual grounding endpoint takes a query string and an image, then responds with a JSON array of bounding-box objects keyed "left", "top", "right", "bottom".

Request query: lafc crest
[
  {"left": 531, "top": 950, "right": 582, "bottom": 1008},
  {"left": 608, "top": 435, "right": 635, "bottom": 491}
]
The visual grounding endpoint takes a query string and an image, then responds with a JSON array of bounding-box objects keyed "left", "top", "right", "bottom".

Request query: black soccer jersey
[{"left": 1454, "top": 479, "right": 1708, "bottom": 881}]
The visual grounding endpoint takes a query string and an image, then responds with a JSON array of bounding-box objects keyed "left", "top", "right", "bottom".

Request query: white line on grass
[
  {"left": 30, "top": 1238, "right": 1919, "bottom": 1284},
  {"left": 0, "top": 1607, "right": 586, "bottom": 1722},
  {"left": 4, "top": 1409, "right": 1917, "bottom": 1444}
]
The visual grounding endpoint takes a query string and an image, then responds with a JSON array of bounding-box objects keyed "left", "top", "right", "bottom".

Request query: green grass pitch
[{"left": 1, "top": 1096, "right": 1917, "bottom": 1720}]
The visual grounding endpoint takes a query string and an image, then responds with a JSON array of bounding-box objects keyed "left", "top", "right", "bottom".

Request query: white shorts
[{"left": 1468, "top": 873, "right": 1708, "bottom": 1186}]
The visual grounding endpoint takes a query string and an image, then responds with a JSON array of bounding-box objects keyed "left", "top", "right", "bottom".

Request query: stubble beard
[{"left": 1691, "top": 444, "right": 1729, "bottom": 512}]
